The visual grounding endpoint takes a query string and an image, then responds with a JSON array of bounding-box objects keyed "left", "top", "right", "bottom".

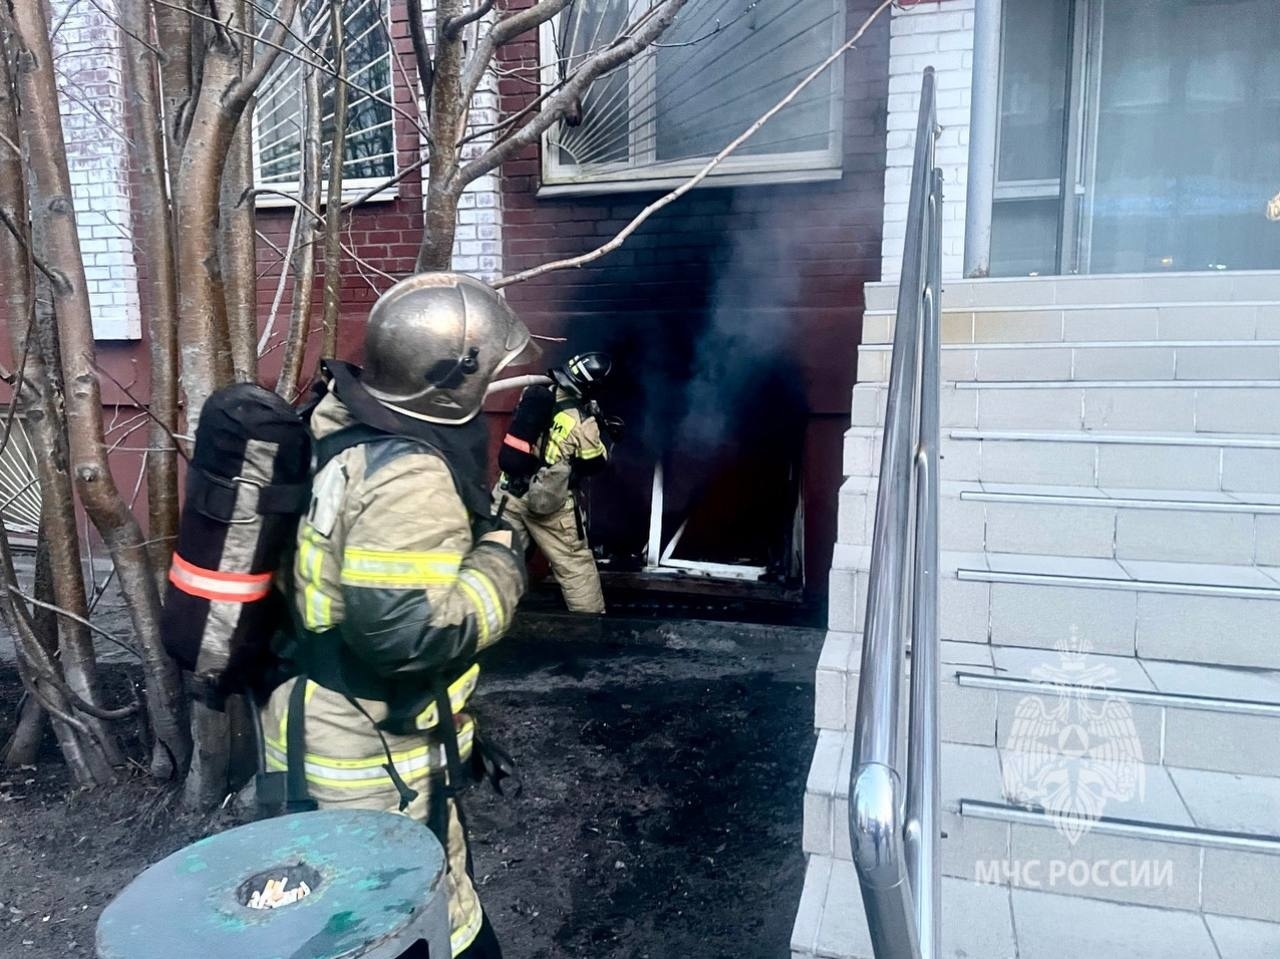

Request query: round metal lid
[{"left": 96, "top": 810, "right": 445, "bottom": 959}]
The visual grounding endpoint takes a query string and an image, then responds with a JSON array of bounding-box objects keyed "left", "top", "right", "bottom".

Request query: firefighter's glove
[{"left": 601, "top": 415, "right": 626, "bottom": 443}]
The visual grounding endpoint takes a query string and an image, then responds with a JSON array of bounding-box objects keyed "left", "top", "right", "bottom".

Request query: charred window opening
[{"left": 560, "top": 228, "right": 811, "bottom": 595}]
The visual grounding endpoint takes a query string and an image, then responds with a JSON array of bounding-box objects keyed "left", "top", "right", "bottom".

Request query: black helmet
[{"left": 551, "top": 352, "right": 612, "bottom": 398}]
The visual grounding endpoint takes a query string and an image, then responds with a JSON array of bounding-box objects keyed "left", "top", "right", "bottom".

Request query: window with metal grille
[
  {"left": 254, "top": 0, "right": 396, "bottom": 197},
  {"left": 540, "top": 0, "right": 844, "bottom": 192}
]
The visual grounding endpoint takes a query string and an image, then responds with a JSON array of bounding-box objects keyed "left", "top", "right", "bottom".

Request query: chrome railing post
[
  {"left": 849, "top": 68, "right": 943, "bottom": 959},
  {"left": 904, "top": 167, "right": 943, "bottom": 959}
]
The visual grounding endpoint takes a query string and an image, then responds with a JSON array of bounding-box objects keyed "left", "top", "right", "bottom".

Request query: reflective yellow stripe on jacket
[
  {"left": 264, "top": 720, "right": 476, "bottom": 789},
  {"left": 414, "top": 663, "right": 481, "bottom": 731},
  {"left": 265, "top": 678, "right": 478, "bottom": 789},
  {"left": 339, "top": 547, "right": 463, "bottom": 589},
  {"left": 542, "top": 410, "right": 577, "bottom": 466},
  {"left": 457, "top": 570, "right": 506, "bottom": 646},
  {"left": 297, "top": 524, "right": 335, "bottom": 630}
]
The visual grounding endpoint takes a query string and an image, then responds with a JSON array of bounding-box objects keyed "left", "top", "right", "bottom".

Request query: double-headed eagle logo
[{"left": 1001, "top": 633, "right": 1145, "bottom": 845}]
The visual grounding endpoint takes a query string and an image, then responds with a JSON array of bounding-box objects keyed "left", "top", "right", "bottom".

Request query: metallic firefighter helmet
[
  {"left": 551, "top": 352, "right": 612, "bottom": 398},
  {"left": 363, "top": 272, "right": 537, "bottom": 424}
]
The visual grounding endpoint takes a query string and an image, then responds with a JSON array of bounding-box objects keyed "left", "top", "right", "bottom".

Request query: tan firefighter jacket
[
  {"left": 281, "top": 391, "right": 526, "bottom": 733},
  {"left": 542, "top": 391, "right": 608, "bottom": 468},
  {"left": 505, "top": 391, "right": 608, "bottom": 515}
]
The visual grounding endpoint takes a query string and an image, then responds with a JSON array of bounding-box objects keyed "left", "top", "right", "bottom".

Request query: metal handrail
[{"left": 849, "top": 67, "right": 943, "bottom": 959}]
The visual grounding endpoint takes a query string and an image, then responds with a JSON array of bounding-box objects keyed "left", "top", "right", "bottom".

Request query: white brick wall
[
  {"left": 420, "top": 6, "right": 503, "bottom": 281},
  {"left": 51, "top": 0, "right": 143, "bottom": 340},
  {"left": 883, "top": 0, "right": 975, "bottom": 282}
]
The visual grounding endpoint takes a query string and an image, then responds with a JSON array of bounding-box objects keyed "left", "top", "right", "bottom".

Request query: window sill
[
  {"left": 536, "top": 166, "right": 843, "bottom": 198},
  {"left": 252, "top": 185, "right": 400, "bottom": 210}
]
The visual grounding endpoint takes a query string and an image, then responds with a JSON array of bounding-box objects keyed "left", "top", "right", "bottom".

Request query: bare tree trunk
[
  {"left": 173, "top": 36, "right": 238, "bottom": 428},
  {"left": 3, "top": 538, "right": 58, "bottom": 768},
  {"left": 222, "top": 0, "right": 259, "bottom": 382},
  {"left": 154, "top": 0, "right": 194, "bottom": 186},
  {"left": 416, "top": 0, "right": 466, "bottom": 273},
  {"left": 183, "top": 698, "right": 231, "bottom": 808},
  {"left": 0, "top": 28, "right": 120, "bottom": 770},
  {"left": 420, "top": 182, "right": 462, "bottom": 273},
  {"left": 320, "top": 0, "right": 349, "bottom": 358},
  {"left": 2, "top": 695, "right": 45, "bottom": 767},
  {"left": 7, "top": 0, "right": 190, "bottom": 778},
  {"left": 275, "top": 63, "right": 323, "bottom": 400},
  {"left": 0, "top": 523, "right": 111, "bottom": 784},
  {"left": 121, "top": 0, "right": 181, "bottom": 578},
  {"left": 175, "top": 2, "right": 298, "bottom": 428}
]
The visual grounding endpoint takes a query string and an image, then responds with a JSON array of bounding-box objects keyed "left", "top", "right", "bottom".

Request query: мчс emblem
[{"left": 1001, "top": 632, "right": 1145, "bottom": 845}]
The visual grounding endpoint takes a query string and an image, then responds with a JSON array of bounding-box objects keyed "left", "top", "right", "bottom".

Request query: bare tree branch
[
  {"left": 246, "top": 189, "right": 398, "bottom": 281},
  {"left": 495, "top": 0, "right": 895, "bottom": 288},
  {"left": 276, "top": 60, "right": 322, "bottom": 400},
  {"left": 460, "top": 0, "right": 574, "bottom": 112},
  {"left": 338, "top": 155, "right": 428, "bottom": 212},
  {"left": 443, "top": 0, "right": 494, "bottom": 41},
  {"left": 320, "top": 0, "right": 348, "bottom": 358},
  {"left": 91, "top": 362, "right": 192, "bottom": 462},
  {"left": 121, "top": 0, "right": 183, "bottom": 578},
  {"left": 405, "top": 0, "right": 434, "bottom": 133},
  {"left": 233, "top": 0, "right": 303, "bottom": 105},
  {"left": 459, "top": 0, "right": 688, "bottom": 190},
  {"left": 222, "top": 0, "right": 261, "bottom": 383}
]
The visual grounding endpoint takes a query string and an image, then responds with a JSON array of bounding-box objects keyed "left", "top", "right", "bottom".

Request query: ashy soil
[{"left": 0, "top": 625, "right": 817, "bottom": 958}]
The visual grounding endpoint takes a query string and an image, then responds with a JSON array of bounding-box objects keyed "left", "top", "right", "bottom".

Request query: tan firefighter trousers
[
  {"left": 263, "top": 677, "right": 485, "bottom": 957},
  {"left": 501, "top": 492, "right": 605, "bottom": 614}
]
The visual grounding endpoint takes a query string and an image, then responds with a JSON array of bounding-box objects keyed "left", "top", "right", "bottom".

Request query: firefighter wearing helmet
[
  {"left": 494, "top": 352, "right": 619, "bottom": 614},
  {"left": 263, "top": 273, "right": 532, "bottom": 959}
]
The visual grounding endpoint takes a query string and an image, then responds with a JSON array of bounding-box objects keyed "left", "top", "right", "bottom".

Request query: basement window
[
  {"left": 253, "top": 0, "right": 398, "bottom": 202},
  {"left": 539, "top": 0, "right": 844, "bottom": 194}
]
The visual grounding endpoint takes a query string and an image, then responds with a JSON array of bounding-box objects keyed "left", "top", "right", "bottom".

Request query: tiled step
[
  {"left": 843, "top": 426, "right": 1280, "bottom": 493},
  {"left": 851, "top": 380, "right": 1280, "bottom": 434},
  {"left": 856, "top": 341, "right": 1280, "bottom": 385},
  {"left": 791, "top": 855, "right": 1276, "bottom": 959},
  {"left": 839, "top": 478, "right": 1280, "bottom": 565},
  {"left": 865, "top": 270, "right": 1280, "bottom": 313},
  {"left": 829, "top": 548, "right": 1280, "bottom": 669},
  {"left": 803, "top": 734, "right": 1280, "bottom": 920},
  {"left": 813, "top": 632, "right": 1280, "bottom": 777},
  {"left": 861, "top": 301, "right": 1280, "bottom": 347}
]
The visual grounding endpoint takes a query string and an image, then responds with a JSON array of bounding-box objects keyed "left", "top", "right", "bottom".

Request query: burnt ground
[{"left": 0, "top": 615, "right": 819, "bottom": 958}]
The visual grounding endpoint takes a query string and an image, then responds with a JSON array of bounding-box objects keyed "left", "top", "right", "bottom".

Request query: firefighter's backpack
[
  {"left": 498, "top": 383, "right": 555, "bottom": 487},
  {"left": 161, "top": 383, "right": 312, "bottom": 705}
]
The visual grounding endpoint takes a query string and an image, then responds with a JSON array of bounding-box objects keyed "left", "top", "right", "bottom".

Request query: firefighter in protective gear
[
  {"left": 495, "top": 352, "right": 614, "bottom": 614},
  {"left": 264, "top": 273, "right": 534, "bottom": 959}
]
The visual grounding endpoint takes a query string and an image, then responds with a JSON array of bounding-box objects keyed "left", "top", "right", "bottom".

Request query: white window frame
[
  {"left": 537, "top": 0, "right": 845, "bottom": 196},
  {"left": 252, "top": 0, "right": 399, "bottom": 206}
]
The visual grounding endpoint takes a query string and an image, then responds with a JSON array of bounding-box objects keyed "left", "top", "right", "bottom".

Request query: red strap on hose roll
[
  {"left": 503, "top": 434, "right": 532, "bottom": 453},
  {"left": 168, "top": 554, "right": 273, "bottom": 604}
]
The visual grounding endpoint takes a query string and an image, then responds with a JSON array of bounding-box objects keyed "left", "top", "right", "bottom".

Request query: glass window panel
[
  {"left": 654, "top": 0, "right": 834, "bottom": 161},
  {"left": 255, "top": 0, "right": 395, "bottom": 188},
  {"left": 547, "top": 0, "right": 840, "bottom": 184},
  {"left": 552, "top": 0, "right": 632, "bottom": 166},
  {"left": 996, "top": 0, "right": 1071, "bottom": 184},
  {"left": 991, "top": 199, "right": 1060, "bottom": 277},
  {"left": 1087, "top": 0, "right": 1280, "bottom": 273}
]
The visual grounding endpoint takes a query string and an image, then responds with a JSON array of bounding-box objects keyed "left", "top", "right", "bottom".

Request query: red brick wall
[
  {"left": 496, "top": 0, "right": 890, "bottom": 594},
  {"left": 254, "top": 0, "right": 424, "bottom": 386}
]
